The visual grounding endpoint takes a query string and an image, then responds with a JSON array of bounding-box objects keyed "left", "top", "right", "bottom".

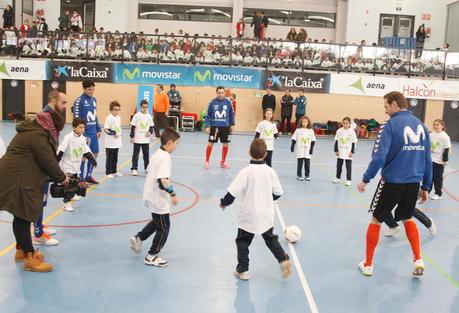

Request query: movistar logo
[
  {"left": 350, "top": 78, "right": 365, "bottom": 94},
  {"left": 114, "top": 125, "right": 122, "bottom": 134},
  {"left": 301, "top": 137, "right": 310, "bottom": 145},
  {"left": 263, "top": 129, "right": 273, "bottom": 137},
  {"left": 339, "top": 137, "right": 351, "bottom": 144},
  {"left": 194, "top": 70, "right": 211, "bottom": 82},
  {"left": 403, "top": 125, "right": 425, "bottom": 145},
  {"left": 431, "top": 141, "right": 440, "bottom": 151},
  {"left": 72, "top": 147, "right": 83, "bottom": 159},
  {"left": 0, "top": 62, "right": 9, "bottom": 76},
  {"left": 139, "top": 122, "right": 149, "bottom": 130},
  {"left": 123, "top": 67, "right": 140, "bottom": 80}
]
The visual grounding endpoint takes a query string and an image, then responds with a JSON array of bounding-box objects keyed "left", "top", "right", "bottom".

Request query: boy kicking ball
[
  {"left": 220, "top": 138, "right": 292, "bottom": 280},
  {"left": 130, "top": 129, "right": 180, "bottom": 267}
]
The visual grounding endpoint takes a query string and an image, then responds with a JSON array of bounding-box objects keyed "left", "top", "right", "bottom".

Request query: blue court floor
[{"left": 0, "top": 121, "right": 458, "bottom": 313}]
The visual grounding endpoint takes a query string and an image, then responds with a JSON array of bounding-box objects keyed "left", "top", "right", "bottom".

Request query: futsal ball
[{"left": 284, "top": 225, "right": 301, "bottom": 243}]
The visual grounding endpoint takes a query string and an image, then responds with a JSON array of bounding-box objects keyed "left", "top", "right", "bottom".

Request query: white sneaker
[
  {"left": 107, "top": 174, "right": 115, "bottom": 179},
  {"left": 63, "top": 203, "right": 74, "bottom": 212},
  {"left": 43, "top": 227, "right": 56, "bottom": 236},
  {"left": 384, "top": 225, "right": 400, "bottom": 237},
  {"left": 297, "top": 176, "right": 304, "bottom": 181},
  {"left": 430, "top": 194, "right": 442, "bottom": 200},
  {"left": 412, "top": 259, "right": 425, "bottom": 276},
  {"left": 305, "top": 176, "right": 311, "bottom": 181},
  {"left": 428, "top": 219, "right": 437, "bottom": 236},
  {"left": 233, "top": 271, "right": 250, "bottom": 280},
  {"left": 332, "top": 178, "right": 341, "bottom": 184},
  {"left": 33, "top": 234, "right": 59, "bottom": 246},
  {"left": 115, "top": 172, "right": 123, "bottom": 177},
  {"left": 345, "top": 180, "right": 352, "bottom": 186},
  {"left": 144, "top": 254, "right": 168, "bottom": 267},
  {"left": 71, "top": 195, "right": 81, "bottom": 201},
  {"left": 131, "top": 170, "right": 138, "bottom": 176},
  {"left": 130, "top": 236, "right": 142, "bottom": 254},
  {"left": 358, "top": 260, "right": 373, "bottom": 276}
]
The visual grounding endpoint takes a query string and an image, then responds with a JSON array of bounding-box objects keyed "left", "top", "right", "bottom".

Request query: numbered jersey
[{"left": 73, "top": 93, "right": 101, "bottom": 135}]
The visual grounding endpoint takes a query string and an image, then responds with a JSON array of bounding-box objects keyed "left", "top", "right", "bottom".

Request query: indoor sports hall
[{"left": 1, "top": 0, "right": 459, "bottom": 312}]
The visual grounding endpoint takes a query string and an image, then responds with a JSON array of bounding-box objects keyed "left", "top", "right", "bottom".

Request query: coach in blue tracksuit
[
  {"left": 73, "top": 79, "right": 101, "bottom": 184},
  {"left": 204, "top": 86, "right": 235, "bottom": 169},
  {"left": 357, "top": 91, "right": 432, "bottom": 277}
]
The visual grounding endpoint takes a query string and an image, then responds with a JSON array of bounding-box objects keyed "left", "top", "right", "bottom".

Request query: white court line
[{"left": 275, "top": 203, "right": 319, "bottom": 313}]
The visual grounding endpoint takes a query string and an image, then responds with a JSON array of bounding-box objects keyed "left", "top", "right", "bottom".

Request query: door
[
  {"left": 407, "top": 98, "right": 426, "bottom": 122},
  {"left": 380, "top": 17, "right": 395, "bottom": 38},
  {"left": 83, "top": 1, "right": 95, "bottom": 31},
  {"left": 443, "top": 101, "right": 459, "bottom": 142},
  {"left": 42, "top": 80, "right": 67, "bottom": 122},
  {"left": 2, "top": 79, "right": 25, "bottom": 121},
  {"left": 396, "top": 17, "right": 412, "bottom": 37}
]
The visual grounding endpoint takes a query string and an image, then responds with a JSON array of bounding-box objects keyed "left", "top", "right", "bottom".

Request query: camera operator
[{"left": 0, "top": 90, "right": 69, "bottom": 272}]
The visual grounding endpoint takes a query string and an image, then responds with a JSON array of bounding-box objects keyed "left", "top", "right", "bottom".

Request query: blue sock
[
  {"left": 34, "top": 214, "right": 43, "bottom": 237},
  {"left": 80, "top": 161, "right": 86, "bottom": 180},
  {"left": 86, "top": 162, "right": 94, "bottom": 180}
]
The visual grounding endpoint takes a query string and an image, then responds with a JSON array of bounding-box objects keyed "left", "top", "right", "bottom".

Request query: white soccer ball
[{"left": 284, "top": 225, "right": 301, "bottom": 243}]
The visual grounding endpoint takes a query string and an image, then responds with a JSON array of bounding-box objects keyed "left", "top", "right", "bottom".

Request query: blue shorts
[{"left": 86, "top": 134, "right": 99, "bottom": 154}]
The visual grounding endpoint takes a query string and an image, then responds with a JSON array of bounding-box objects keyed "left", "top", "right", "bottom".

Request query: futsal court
[{"left": 0, "top": 121, "right": 458, "bottom": 313}]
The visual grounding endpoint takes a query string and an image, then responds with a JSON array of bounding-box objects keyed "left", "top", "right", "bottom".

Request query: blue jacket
[
  {"left": 294, "top": 96, "right": 307, "bottom": 115},
  {"left": 363, "top": 110, "right": 432, "bottom": 191},
  {"left": 205, "top": 97, "right": 235, "bottom": 128},
  {"left": 73, "top": 93, "right": 101, "bottom": 136}
]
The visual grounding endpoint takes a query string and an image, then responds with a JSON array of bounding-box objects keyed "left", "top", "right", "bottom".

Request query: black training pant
[
  {"left": 336, "top": 158, "right": 352, "bottom": 180},
  {"left": 105, "top": 148, "right": 119, "bottom": 175},
  {"left": 137, "top": 213, "right": 170, "bottom": 256},
  {"left": 131, "top": 143, "right": 149, "bottom": 170},
  {"left": 235, "top": 227, "right": 288, "bottom": 273},
  {"left": 431, "top": 163, "right": 444, "bottom": 196},
  {"left": 297, "top": 158, "right": 310, "bottom": 177}
]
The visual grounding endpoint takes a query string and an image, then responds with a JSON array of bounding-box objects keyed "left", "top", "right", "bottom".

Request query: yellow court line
[{"left": 0, "top": 140, "right": 159, "bottom": 258}]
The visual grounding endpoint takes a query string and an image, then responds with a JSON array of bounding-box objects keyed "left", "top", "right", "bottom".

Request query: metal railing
[{"left": 2, "top": 30, "right": 458, "bottom": 79}]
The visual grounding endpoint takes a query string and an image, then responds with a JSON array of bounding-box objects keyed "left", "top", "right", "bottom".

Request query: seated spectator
[
  {"left": 297, "top": 28, "right": 308, "bottom": 42},
  {"left": 287, "top": 28, "right": 297, "bottom": 41},
  {"left": 243, "top": 52, "right": 253, "bottom": 65}
]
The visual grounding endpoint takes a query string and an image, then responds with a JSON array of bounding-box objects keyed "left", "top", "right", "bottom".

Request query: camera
[{"left": 50, "top": 177, "right": 87, "bottom": 198}]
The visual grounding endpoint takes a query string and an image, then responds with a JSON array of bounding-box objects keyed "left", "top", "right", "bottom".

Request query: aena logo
[
  {"left": 0, "top": 62, "right": 29, "bottom": 77},
  {"left": 123, "top": 67, "right": 140, "bottom": 80},
  {"left": 72, "top": 147, "right": 83, "bottom": 159},
  {"left": 403, "top": 125, "right": 425, "bottom": 145},
  {"left": 194, "top": 70, "right": 212, "bottom": 82},
  {"left": 350, "top": 77, "right": 385, "bottom": 94}
]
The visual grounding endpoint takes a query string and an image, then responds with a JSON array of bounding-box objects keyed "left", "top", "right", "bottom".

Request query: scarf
[{"left": 35, "top": 112, "right": 59, "bottom": 146}]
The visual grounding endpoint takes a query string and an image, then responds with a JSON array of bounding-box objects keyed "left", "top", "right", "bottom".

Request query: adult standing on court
[
  {"left": 357, "top": 91, "right": 432, "bottom": 277},
  {"left": 73, "top": 79, "right": 101, "bottom": 185},
  {"left": 153, "top": 84, "right": 170, "bottom": 137},
  {"left": 0, "top": 90, "right": 70, "bottom": 272},
  {"left": 204, "top": 86, "right": 235, "bottom": 169},
  {"left": 262, "top": 89, "right": 276, "bottom": 119}
]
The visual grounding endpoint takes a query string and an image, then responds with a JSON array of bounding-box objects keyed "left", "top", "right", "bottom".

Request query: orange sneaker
[
  {"left": 24, "top": 251, "right": 53, "bottom": 272},
  {"left": 33, "top": 233, "right": 59, "bottom": 246}
]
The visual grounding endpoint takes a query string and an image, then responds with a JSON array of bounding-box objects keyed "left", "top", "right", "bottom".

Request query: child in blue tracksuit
[
  {"left": 204, "top": 86, "right": 235, "bottom": 169},
  {"left": 293, "top": 89, "right": 307, "bottom": 129},
  {"left": 73, "top": 79, "right": 101, "bottom": 184}
]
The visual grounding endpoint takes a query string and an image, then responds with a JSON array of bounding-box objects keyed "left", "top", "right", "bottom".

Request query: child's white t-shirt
[
  {"left": 0, "top": 136, "right": 5, "bottom": 158},
  {"left": 227, "top": 162, "right": 283, "bottom": 234},
  {"left": 334, "top": 127, "right": 358, "bottom": 160},
  {"left": 292, "top": 128, "right": 316, "bottom": 159},
  {"left": 131, "top": 112, "right": 154, "bottom": 144},
  {"left": 58, "top": 131, "right": 90, "bottom": 174},
  {"left": 255, "top": 120, "right": 278, "bottom": 151},
  {"left": 430, "top": 131, "right": 451, "bottom": 164},
  {"left": 104, "top": 114, "right": 122, "bottom": 149},
  {"left": 143, "top": 148, "right": 172, "bottom": 214}
]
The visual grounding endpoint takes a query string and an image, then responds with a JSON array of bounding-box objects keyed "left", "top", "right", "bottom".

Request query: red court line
[
  {"left": 0, "top": 181, "right": 200, "bottom": 229},
  {"left": 442, "top": 169, "right": 459, "bottom": 202}
]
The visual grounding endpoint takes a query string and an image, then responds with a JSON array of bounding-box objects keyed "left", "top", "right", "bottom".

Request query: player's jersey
[
  {"left": 73, "top": 93, "right": 101, "bottom": 136},
  {"left": 205, "top": 97, "right": 235, "bottom": 128}
]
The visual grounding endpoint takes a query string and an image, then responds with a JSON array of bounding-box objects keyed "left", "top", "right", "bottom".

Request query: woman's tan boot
[{"left": 24, "top": 251, "right": 53, "bottom": 272}]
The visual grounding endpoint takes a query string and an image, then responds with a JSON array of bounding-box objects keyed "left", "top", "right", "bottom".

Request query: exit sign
[{"left": 422, "top": 13, "right": 431, "bottom": 20}]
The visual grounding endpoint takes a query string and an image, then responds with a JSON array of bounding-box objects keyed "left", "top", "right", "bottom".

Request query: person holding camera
[
  {"left": 56, "top": 118, "right": 97, "bottom": 212},
  {"left": 0, "top": 90, "right": 70, "bottom": 272}
]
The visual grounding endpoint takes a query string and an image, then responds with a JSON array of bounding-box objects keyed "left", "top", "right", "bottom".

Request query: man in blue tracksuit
[
  {"left": 73, "top": 79, "right": 101, "bottom": 184},
  {"left": 357, "top": 91, "right": 432, "bottom": 277},
  {"left": 204, "top": 86, "right": 235, "bottom": 169}
]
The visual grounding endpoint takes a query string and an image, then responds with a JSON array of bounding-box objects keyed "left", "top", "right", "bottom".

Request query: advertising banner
[
  {"left": 137, "top": 85, "right": 154, "bottom": 114},
  {"left": 264, "top": 71, "right": 330, "bottom": 93},
  {"left": 0, "top": 60, "right": 47, "bottom": 80},
  {"left": 115, "top": 64, "right": 263, "bottom": 89},
  {"left": 47, "top": 62, "right": 114, "bottom": 82}
]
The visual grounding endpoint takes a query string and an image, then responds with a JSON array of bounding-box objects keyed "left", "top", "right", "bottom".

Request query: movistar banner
[
  {"left": 137, "top": 85, "right": 154, "bottom": 114},
  {"left": 115, "top": 64, "right": 263, "bottom": 89}
]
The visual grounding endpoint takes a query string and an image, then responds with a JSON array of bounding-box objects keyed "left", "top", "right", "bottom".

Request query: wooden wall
[{"left": 0, "top": 81, "right": 446, "bottom": 132}]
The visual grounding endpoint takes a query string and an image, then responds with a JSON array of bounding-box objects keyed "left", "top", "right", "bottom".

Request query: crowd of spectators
[{"left": 0, "top": 9, "right": 455, "bottom": 78}]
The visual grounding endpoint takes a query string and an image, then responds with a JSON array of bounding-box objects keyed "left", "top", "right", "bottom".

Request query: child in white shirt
[
  {"left": 130, "top": 129, "right": 181, "bottom": 267},
  {"left": 255, "top": 108, "right": 278, "bottom": 167},
  {"left": 57, "top": 118, "right": 97, "bottom": 212},
  {"left": 220, "top": 139, "right": 291, "bottom": 280},
  {"left": 0, "top": 135, "right": 5, "bottom": 158},
  {"left": 130, "top": 100, "right": 154, "bottom": 176},
  {"left": 104, "top": 101, "right": 122, "bottom": 179},
  {"left": 291, "top": 116, "right": 316, "bottom": 181},
  {"left": 429, "top": 119, "right": 452, "bottom": 200},
  {"left": 333, "top": 117, "right": 358, "bottom": 186}
]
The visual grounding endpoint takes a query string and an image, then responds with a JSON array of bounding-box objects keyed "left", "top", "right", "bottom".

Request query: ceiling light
[
  {"left": 140, "top": 11, "right": 173, "bottom": 16},
  {"left": 308, "top": 15, "right": 335, "bottom": 23}
]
